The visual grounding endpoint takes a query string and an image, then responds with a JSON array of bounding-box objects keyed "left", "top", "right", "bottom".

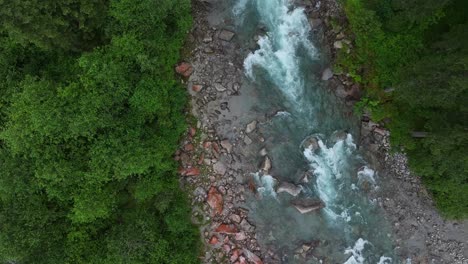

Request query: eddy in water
[{"left": 234, "top": 0, "right": 395, "bottom": 263}]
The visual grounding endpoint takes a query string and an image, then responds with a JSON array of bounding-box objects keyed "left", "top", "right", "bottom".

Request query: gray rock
[
  {"left": 277, "top": 182, "right": 302, "bottom": 196},
  {"left": 246, "top": 120, "right": 257, "bottom": 133},
  {"left": 334, "top": 40, "right": 343, "bottom": 49},
  {"left": 214, "top": 83, "right": 227, "bottom": 92},
  {"left": 220, "top": 139, "right": 233, "bottom": 153},
  {"left": 259, "top": 148, "right": 268, "bottom": 156},
  {"left": 219, "top": 29, "right": 235, "bottom": 41},
  {"left": 291, "top": 199, "right": 325, "bottom": 214},
  {"left": 213, "top": 161, "right": 227, "bottom": 175},
  {"left": 321, "top": 68, "right": 333, "bottom": 81},
  {"left": 244, "top": 136, "right": 253, "bottom": 145}
]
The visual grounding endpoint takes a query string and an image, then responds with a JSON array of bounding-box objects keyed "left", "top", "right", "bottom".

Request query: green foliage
[
  {"left": 0, "top": 0, "right": 200, "bottom": 262},
  {"left": 342, "top": 0, "right": 468, "bottom": 218}
]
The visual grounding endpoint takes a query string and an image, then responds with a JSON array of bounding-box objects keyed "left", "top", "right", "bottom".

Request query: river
[{"left": 231, "top": 0, "right": 395, "bottom": 263}]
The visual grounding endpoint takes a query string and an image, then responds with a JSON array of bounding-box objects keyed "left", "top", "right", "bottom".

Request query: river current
[{"left": 231, "top": 0, "right": 396, "bottom": 263}]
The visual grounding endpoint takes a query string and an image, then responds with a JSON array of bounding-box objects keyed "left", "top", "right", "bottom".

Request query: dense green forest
[
  {"left": 339, "top": 0, "right": 468, "bottom": 218},
  {"left": 0, "top": 0, "right": 200, "bottom": 263}
]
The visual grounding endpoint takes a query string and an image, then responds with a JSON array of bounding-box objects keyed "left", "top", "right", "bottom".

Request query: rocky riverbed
[{"left": 176, "top": 0, "right": 468, "bottom": 263}]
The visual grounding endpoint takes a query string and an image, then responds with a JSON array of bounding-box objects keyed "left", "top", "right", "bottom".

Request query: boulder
[
  {"left": 243, "top": 136, "right": 253, "bottom": 145},
  {"left": 192, "top": 84, "right": 203, "bottom": 92},
  {"left": 291, "top": 198, "right": 325, "bottom": 214},
  {"left": 179, "top": 167, "right": 200, "bottom": 176},
  {"left": 207, "top": 186, "right": 223, "bottom": 215},
  {"left": 321, "top": 68, "right": 333, "bottom": 81},
  {"left": 215, "top": 224, "right": 238, "bottom": 234},
  {"left": 246, "top": 120, "right": 257, "bottom": 133},
  {"left": 175, "top": 62, "right": 193, "bottom": 77},
  {"left": 213, "top": 161, "right": 227, "bottom": 175},
  {"left": 209, "top": 235, "right": 219, "bottom": 245},
  {"left": 214, "top": 83, "right": 227, "bottom": 92},
  {"left": 333, "top": 40, "right": 343, "bottom": 49},
  {"left": 220, "top": 139, "right": 233, "bottom": 153},
  {"left": 277, "top": 182, "right": 302, "bottom": 196},
  {"left": 219, "top": 29, "right": 236, "bottom": 41},
  {"left": 303, "top": 136, "right": 320, "bottom": 152}
]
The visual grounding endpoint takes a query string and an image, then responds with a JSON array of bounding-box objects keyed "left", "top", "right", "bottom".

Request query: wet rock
[
  {"left": 303, "top": 136, "right": 320, "bottom": 151},
  {"left": 259, "top": 148, "right": 268, "bottom": 156},
  {"left": 310, "top": 18, "right": 323, "bottom": 29},
  {"left": 175, "top": 62, "right": 193, "bottom": 77},
  {"left": 220, "top": 139, "right": 233, "bottom": 153},
  {"left": 219, "top": 29, "right": 236, "bottom": 41},
  {"left": 240, "top": 219, "right": 254, "bottom": 232},
  {"left": 261, "top": 156, "right": 272, "bottom": 173},
  {"left": 216, "top": 224, "right": 238, "bottom": 234},
  {"left": 291, "top": 198, "right": 325, "bottom": 214},
  {"left": 277, "top": 182, "right": 302, "bottom": 196},
  {"left": 213, "top": 161, "right": 227, "bottom": 175},
  {"left": 321, "top": 68, "right": 333, "bottom": 81},
  {"left": 246, "top": 120, "right": 257, "bottom": 133},
  {"left": 207, "top": 186, "right": 223, "bottom": 215}
]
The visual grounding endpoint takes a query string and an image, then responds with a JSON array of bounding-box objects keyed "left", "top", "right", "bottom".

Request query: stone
[
  {"left": 310, "top": 18, "right": 323, "bottom": 28},
  {"left": 321, "top": 68, "right": 333, "bottom": 81},
  {"left": 277, "top": 182, "right": 302, "bottom": 196},
  {"left": 215, "top": 224, "right": 238, "bottom": 234},
  {"left": 175, "top": 62, "right": 193, "bottom": 77},
  {"left": 214, "top": 83, "right": 227, "bottom": 92},
  {"left": 303, "top": 136, "right": 320, "bottom": 151},
  {"left": 262, "top": 156, "right": 272, "bottom": 173},
  {"left": 219, "top": 29, "right": 236, "bottom": 41},
  {"left": 240, "top": 219, "right": 254, "bottom": 232},
  {"left": 259, "top": 148, "right": 268, "bottom": 156},
  {"left": 213, "top": 161, "right": 227, "bottom": 175},
  {"left": 291, "top": 198, "right": 325, "bottom": 214},
  {"left": 220, "top": 139, "right": 233, "bottom": 153},
  {"left": 231, "top": 249, "right": 240, "bottom": 262},
  {"left": 243, "top": 249, "right": 263, "bottom": 264},
  {"left": 207, "top": 186, "right": 223, "bottom": 215},
  {"left": 235, "top": 232, "right": 247, "bottom": 240},
  {"left": 230, "top": 214, "right": 242, "bottom": 223},
  {"left": 209, "top": 235, "right": 219, "bottom": 245},
  {"left": 244, "top": 136, "right": 253, "bottom": 145},
  {"left": 333, "top": 40, "right": 343, "bottom": 49},
  {"left": 179, "top": 167, "right": 200, "bottom": 176},
  {"left": 203, "top": 35, "right": 213, "bottom": 43},
  {"left": 184, "top": 143, "right": 194, "bottom": 152},
  {"left": 192, "top": 84, "right": 203, "bottom": 92},
  {"left": 246, "top": 120, "right": 257, "bottom": 133},
  {"left": 335, "top": 84, "right": 347, "bottom": 99}
]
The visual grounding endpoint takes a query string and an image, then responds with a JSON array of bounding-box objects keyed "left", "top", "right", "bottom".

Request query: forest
[
  {"left": 0, "top": 0, "right": 200, "bottom": 263},
  {"left": 339, "top": 0, "right": 468, "bottom": 218}
]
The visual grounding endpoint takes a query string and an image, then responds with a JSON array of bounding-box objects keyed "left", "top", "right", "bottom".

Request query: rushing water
[{"left": 232, "top": 0, "right": 395, "bottom": 263}]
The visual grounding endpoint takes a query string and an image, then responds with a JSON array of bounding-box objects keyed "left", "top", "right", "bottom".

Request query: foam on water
[
  {"left": 253, "top": 172, "right": 278, "bottom": 199},
  {"left": 243, "top": 0, "right": 317, "bottom": 102}
]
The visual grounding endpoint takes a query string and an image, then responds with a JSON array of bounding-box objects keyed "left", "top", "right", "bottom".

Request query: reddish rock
[
  {"left": 175, "top": 62, "right": 193, "bottom": 77},
  {"left": 212, "top": 142, "right": 220, "bottom": 153},
  {"left": 223, "top": 244, "right": 231, "bottom": 252},
  {"left": 189, "top": 127, "right": 197, "bottom": 137},
  {"left": 239, "top": 256, "right": 247, "bottom": 264},
  {"left": 215, "top": 224, "right": 238, "bottom": 234},
  {"left": 192, "top": 84, "right": 203, "bottom": 92},
  {"left": 231, "top": 249, "right": 240, "bottom": 262},
  {"left": 180, "top": 167, "right": 200, "bottom": 176},
  {"left": 203, "top": 141, "right": 212, "bottom": 150},
  {"left": 185, "top": 167, "right": 200, "bottom": 176},
  {"left": 209, "top": 235, "right": 219, "bottom": 245},
  {"left": 235, "top": 232, "right": 246, "bottom": 241},
  {"left": 184, "top": 143, "right": 194, "bottom": 152},
  {"left": 207, "top": 187, "right": 223, "bottom": 215},
  {"left": 198, "top": 153, "right": 205, "bottom": 165}
]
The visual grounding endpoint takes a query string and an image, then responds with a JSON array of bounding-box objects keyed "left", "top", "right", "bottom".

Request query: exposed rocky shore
[{"left": 176, "top": 0, "right": 468, "bottom": 263}]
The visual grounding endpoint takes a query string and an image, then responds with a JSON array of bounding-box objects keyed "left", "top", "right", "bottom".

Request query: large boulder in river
[
  {"left": 261, "top": 156, "right": 271, "bottom": 173},
  {"left": 277, "top": 182, "right": 302, "bottom": 196},
  {"left": 291, "top": 198, "right": 325, "bottom": 214},
  {"left": 302, "top": 136, "right": 320, "bottom": 152}
]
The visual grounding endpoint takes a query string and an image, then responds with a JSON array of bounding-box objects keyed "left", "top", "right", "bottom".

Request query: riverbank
[{"left": 177, "top": 0, "right": 468, "bottom": 263}]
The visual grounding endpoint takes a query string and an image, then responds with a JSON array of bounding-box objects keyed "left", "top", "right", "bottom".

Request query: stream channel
[{"left": 225, "top": 0, "right": 396, "bottom": 263}]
